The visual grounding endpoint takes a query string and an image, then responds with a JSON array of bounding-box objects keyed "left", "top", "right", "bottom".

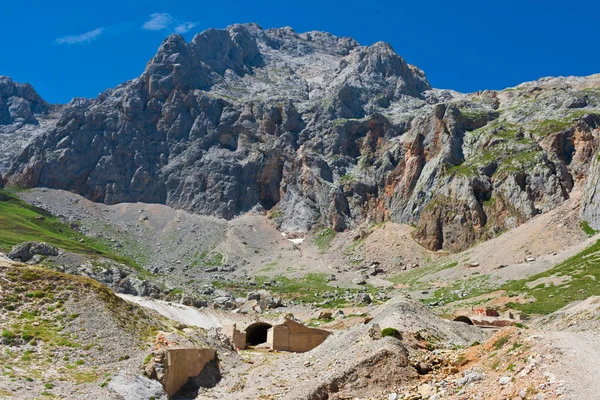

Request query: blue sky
[{"left": 2, "top": 0, "right": 598, "bottom": 104}]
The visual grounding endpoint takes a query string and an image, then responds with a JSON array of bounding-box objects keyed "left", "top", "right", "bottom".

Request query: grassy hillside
[
  {"left": 0, "top": 189, "right": 142, "bottom": 271},
  {"left": 0, "top": 261, "right": 166, "bottom": 398},
  {"left": 503, "top": 239, "right": 600, "bottom": 314}
]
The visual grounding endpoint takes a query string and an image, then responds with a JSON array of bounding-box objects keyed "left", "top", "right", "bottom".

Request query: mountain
[
  {"left": 2, "top": 23, "right": 600, "bottom": 252},
  {"left": 0, "top": 76, "right": 54, "bottom": 171}
]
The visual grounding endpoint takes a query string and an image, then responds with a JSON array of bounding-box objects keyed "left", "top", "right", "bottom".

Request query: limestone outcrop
[{"left": 2, "top": 25, "right": 600, "bottom": 251}]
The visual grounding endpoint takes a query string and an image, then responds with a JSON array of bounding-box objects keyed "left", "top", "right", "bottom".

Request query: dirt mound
[{"left": 288, "top": 297, "right": 483, "bottom": 399}]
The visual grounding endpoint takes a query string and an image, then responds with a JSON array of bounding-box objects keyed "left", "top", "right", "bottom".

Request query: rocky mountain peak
[
  {"left": 2, "top": 26, "right": 600, "bottom": 253},
  {"left": 0, "top": 76, "right": 51, "bottom": 131}
]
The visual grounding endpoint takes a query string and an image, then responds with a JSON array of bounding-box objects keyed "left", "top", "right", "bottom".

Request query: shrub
[
  {"left": 381, "top": 327, "right": 401, "bottom": 339},
  {"left": 1, "top": 329, "right": 15, "bottom": 339}
]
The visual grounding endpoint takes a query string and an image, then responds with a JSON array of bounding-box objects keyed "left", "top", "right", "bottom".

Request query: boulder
[
  {"left": 352, "top": 277, "right": 367, "bottom": 285},
  {"left": 8, "top": 242, "right": 59, "bottom": 262},
  {"left": 108, "top": 371, "right": 168, "bottom": 400},
  {"left": 355, "top": 293, "right": 372, "bottom": 304},
  {"left": 317, "top": 311, "right": 333, "bottom": 320}
]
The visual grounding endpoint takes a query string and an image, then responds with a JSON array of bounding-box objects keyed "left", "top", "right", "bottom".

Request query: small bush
[
  {"left": 1, "top": 329, "right": 15, "bottom": 339},
  {"left": 381, "top": 327, "right": 401, "bottom": 339},
  {"left": 44, "top": 383, "right": 55, "bottom": 389}
]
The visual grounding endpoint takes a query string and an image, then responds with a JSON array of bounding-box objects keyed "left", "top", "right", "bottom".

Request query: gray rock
[
  {"left": 457, "top": 370, "right": 484, "bottom": 386},
  {"left": 2, "top": 27, "right": 600, "bottom": 254},
  {"left": 355, "top": 293, "right": 372, "bottom": 304},
  {"left": 214, "top": 296, "right": 232, "bottom": 305},
  {"left": 107, "top": 371, "right": 168, "bottom": 400},
  {"left": 352, "top": 277, "right": 367, "bottom": 285},
  {"left": 499, "top": 376, "right": 511, "bottom": 385},
  {"left": 8, "top": 242, "right": 58, "bottom": 262}
]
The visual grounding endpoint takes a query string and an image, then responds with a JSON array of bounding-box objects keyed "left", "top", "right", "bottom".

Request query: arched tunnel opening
[
  {"left": 453, "top": 316, "right": 474, "bottom": 325},
  {"left": 245, "top": 322, "right": 273, "bottom": 346}
]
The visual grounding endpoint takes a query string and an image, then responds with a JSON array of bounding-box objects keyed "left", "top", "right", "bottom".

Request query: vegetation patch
[
  {"left": 580, "top": 220, "right": 597, "bottom": 236},
  {"left": 426, "top": 275, "right": 494, "bottom": 306},
  {"left": 381, "top": 327, "right": 401, "bottom": 338},
  {"left": 338, "top": 174, "right": 355, "bottom": 185},
  {"left": 213, "top": 273, "right": 379, "bottom": 307},
  {"left": 191, "top": 250, "right": 224, "bottom": 268},
  {"left": 0, "top": 189, "right": 145, "bottom": 275},
  {"left": 389, "top": 261, "right": 458, "bottom": 291},
  {"left": 502, "top": 239, "right": 600, "bottom": 314},
  {"left": 312, "top": 228, "right": 336, "bottom": 252}
]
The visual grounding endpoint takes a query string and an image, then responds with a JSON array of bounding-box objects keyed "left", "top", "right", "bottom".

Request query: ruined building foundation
[{"left": 223, "top": 317, "right": 331, "bottom": 352}]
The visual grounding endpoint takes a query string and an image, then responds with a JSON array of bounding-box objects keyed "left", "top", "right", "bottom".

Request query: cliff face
[
  {"left": 0, "top": 76, "right": 54, "bottom": 171},
  {"left": 3, "top": 24, "right": 600, "bottom": 252}
]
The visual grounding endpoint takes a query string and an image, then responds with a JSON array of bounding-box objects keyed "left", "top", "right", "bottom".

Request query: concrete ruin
[
  {"left": 145, "top": 347, "right": 216, "bottom": 398},
  {"left": 453, "top": 308, "right": 529, "bottom": 328},
  {"left": 223, "top": 317, "right": 331, "bottom": 352}
]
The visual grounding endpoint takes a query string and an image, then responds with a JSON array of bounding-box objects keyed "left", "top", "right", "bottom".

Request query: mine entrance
[
  {"left": 453, "top": 316, "right": 474, "bottom": 325},
  {"left": 246, "top": 322, "right": 273, "bottom": 346}
]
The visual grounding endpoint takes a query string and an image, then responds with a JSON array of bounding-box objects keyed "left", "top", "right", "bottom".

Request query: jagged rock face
[
  {"left": 582, "top": 148, "right": 600, "bottom": 230},
  {"left": 3, "top": 24, "right": 600, "bottom": 251},
  {"left": 0, "top": 76, "right": 50, "bottom": 129},
  {"left": 3, "top": 24, "right": 433, "bottom": 221},
  {"left": 0, "top": 76, "right": 54, "bottom": 172}
]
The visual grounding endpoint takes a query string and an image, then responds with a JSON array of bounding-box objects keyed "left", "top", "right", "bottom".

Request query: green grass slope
[{"left": 0, "top": 189, "right": 143, "bottom": 272}]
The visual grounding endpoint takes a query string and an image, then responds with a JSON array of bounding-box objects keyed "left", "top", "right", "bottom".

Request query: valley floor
[{"left": 2, "top": 188, "right": 600, "bottom": 399}]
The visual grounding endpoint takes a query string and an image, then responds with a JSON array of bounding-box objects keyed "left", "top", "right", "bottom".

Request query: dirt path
[
  {"left": 118, "top": 294, "right": 242, "bottom": 329},
  {"left": 540, "top": 330, "right": 600, "bottom": 399}
]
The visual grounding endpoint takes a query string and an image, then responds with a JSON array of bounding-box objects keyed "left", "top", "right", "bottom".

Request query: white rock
[{"left": 499, "top": 376, "right": 512, "bottom": 385}]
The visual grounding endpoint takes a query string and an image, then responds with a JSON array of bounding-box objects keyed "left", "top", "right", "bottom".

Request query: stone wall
[
  {"left": 269, "top": 319, "right": 331, "bottom": 353},
  {"left": 222, "top": 324, "right": 246, "bottom": 350},
  {"left": 267, "top": 324, "right": 290, "bottom": 351}
]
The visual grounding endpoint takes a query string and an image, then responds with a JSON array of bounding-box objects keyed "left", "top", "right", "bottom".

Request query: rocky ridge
[{"left": 3, "top": 25, "right": 600, "bottom": 251}]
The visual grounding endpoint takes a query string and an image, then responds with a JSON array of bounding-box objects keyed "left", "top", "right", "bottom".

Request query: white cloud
[
  {"left": 175, "top": 22, "right": 197, "bottom": 34},
  {"left": 142, "top": 13, "right": 174, "bottom": 31},
  {"left": 143, "top": 13, "right": 197, "bottom": 34},
  {"left": 54, "top": 14, "right": 196, "bottom": 46},
  {"left": 55, "top": 28, "right": 104, "bottom": 45}
]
